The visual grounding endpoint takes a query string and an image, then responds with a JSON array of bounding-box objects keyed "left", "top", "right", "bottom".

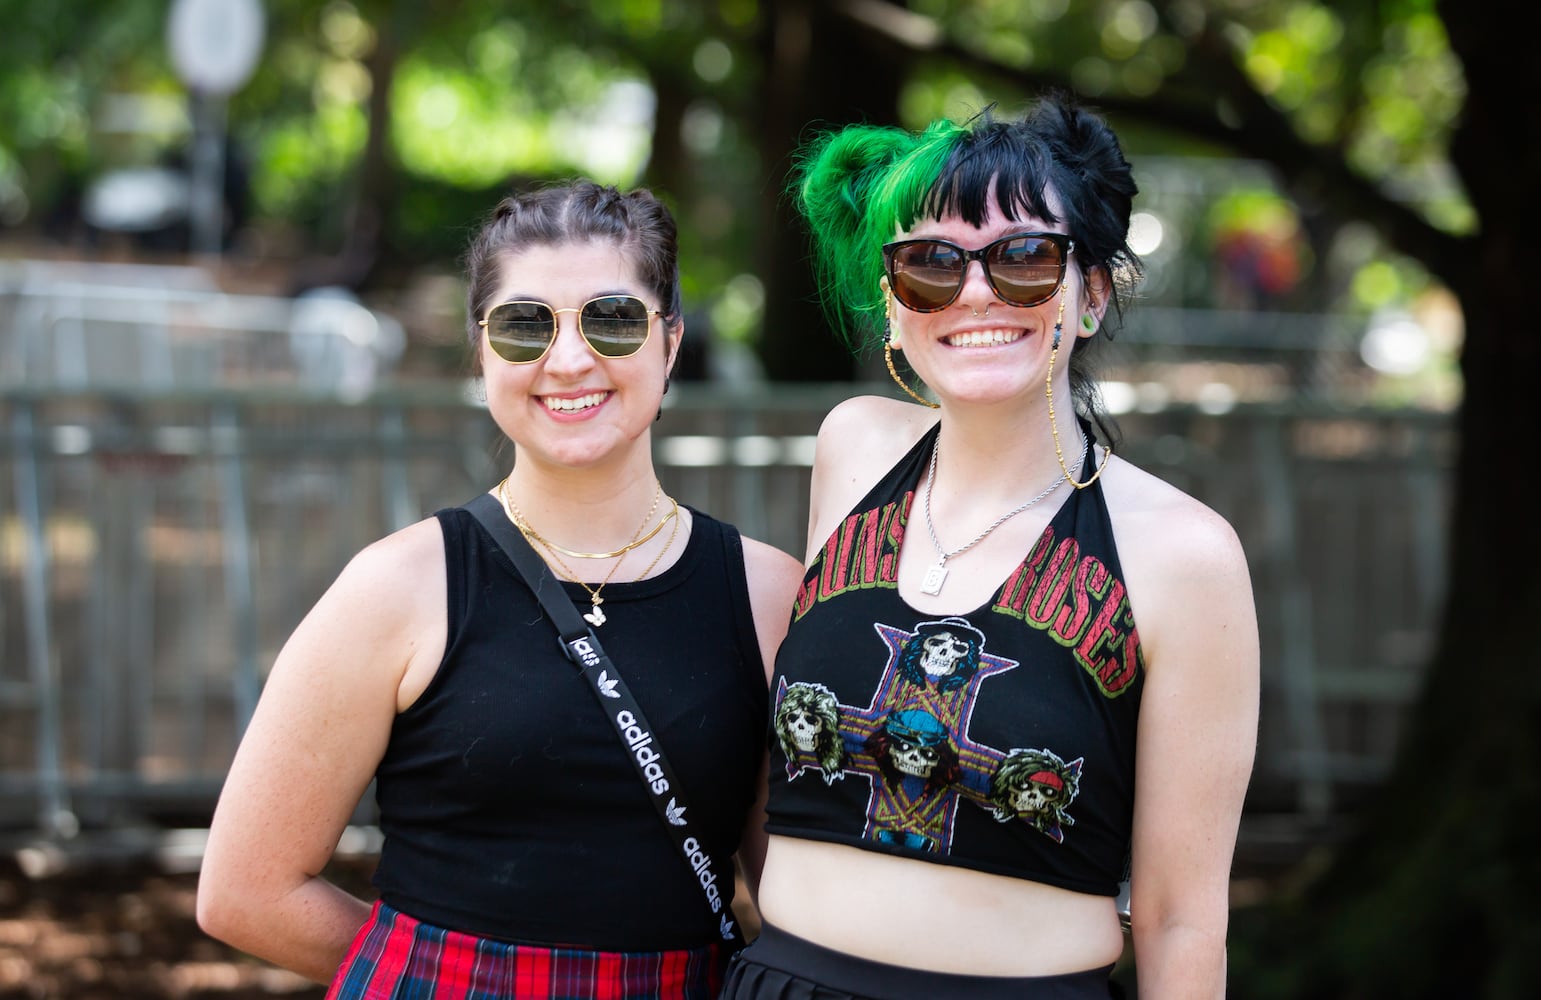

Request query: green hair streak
[{"left": 792, "top": 118, "right": 970, "bottom": 354}]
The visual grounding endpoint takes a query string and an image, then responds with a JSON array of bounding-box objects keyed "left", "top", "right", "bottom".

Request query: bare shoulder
[
  {"left": 816, "top": 394, "right": 936, "bottom": 467},
  {"left": 739, "top": 535, "right": 805, "bottom": 619},
  {"left": 808, "top": 395, "right": 937, "bottom": 556},
  {"left": 240, "top": 513, "right": 448, "bottom": 739},
  {"left": 318, "top": 513, "right": 450, "bottom": 708},
  {"left": 1100, "top": 457, "right": 1257, "bottom": 675},
  {"left": 291, "top": 514, "right": 448, "bottom": 675},
  {"left": 741, "top": 534, "right": 805, "bottom": 582},
  {"left": 1100, "top": 457, "right": 1248, "bottom": 578},
  {"left": 333, "top": 514, "right": 447, "bottom": 614},
  {"left": 737, "top": 535, "right": 805, "bottom": 682}
]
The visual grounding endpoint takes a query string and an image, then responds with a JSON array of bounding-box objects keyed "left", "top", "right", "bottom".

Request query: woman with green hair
[{"left": 725, "top": 93, "right": 1260, "bottom": 999}]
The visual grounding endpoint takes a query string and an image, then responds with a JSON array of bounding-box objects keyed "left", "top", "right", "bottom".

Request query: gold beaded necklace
[
  {"left": 496, "top": 477, "right": 668, "bottom": 627},
  {"left": 627, "top": 495, "right": 682, "bottom": 582}
]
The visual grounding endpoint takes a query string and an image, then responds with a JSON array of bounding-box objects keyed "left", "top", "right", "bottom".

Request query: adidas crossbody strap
[{"left": 463, "top": 491, "right": 747, "bottom": 950}]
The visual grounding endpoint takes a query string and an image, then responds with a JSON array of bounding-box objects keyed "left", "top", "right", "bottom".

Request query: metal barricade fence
[
  {"left": 0, "top": 259, "right": 405, "bottom": 398},
  {"left": 1, "top": 383, "right": 1452, "bottom": 847}
]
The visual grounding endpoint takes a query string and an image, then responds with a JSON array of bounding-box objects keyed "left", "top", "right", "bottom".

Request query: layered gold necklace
[{"left": 497, "top": 476, "right": 679, "bottom": 627}]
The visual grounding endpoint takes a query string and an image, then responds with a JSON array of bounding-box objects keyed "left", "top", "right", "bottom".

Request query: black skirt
[{"left": 720, "top": 922, "right": 1118, "bottom": 1000}]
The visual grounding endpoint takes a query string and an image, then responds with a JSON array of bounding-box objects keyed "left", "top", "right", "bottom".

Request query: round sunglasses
[
  {"left": 881, "top": 231, "right": 1074, "bottom": 312},
  {"left": 480, "top": 294, "right": 661, "bottom": 364}
]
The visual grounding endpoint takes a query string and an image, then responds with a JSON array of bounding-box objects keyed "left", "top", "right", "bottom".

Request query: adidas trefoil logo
[
  {"left": 720, "top": 914, "right": 736, "bottom": 940},
  {"left": 596, "top": 670, "right": 620, "bottom": 698},
  {"left": 666, "top": 798, "right": 687, "bottom": 826}
]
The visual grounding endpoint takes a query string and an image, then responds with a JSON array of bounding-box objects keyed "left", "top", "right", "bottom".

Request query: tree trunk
[
  {"left": 290, "top": 0, "right": 424, "bottom": 295},
  {"left": 753, "top": 0, "right": 905, "bottom": 383},
  {"left": 1229, "top": 4, "right": 1541, "bottom": 995}
]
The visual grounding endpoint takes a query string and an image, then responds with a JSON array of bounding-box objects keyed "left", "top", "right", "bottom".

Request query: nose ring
[{"left": 969, "top": 302, "right": 992, "bottom": 318}]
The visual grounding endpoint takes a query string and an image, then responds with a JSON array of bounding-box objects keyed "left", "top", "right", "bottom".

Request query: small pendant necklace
[
  {"left": 918, "top": 435, "right": 1075, "bottom": 597},
  {"left": 531, "top": 495, "right": 680, "bottom": 627},
  {"left": 498, "top": 477, "right": 667, "bottom": 626}
]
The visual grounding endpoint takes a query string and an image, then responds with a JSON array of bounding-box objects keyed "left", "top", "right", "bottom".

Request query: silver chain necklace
[{"left": 918, "top": 433, "right": 1079, "bottom": 596}]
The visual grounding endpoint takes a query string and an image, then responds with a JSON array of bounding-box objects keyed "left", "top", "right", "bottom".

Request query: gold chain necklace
[
  {"left": 496, "top": 477, "right": 665, "bottom": 627},
  {"left": 541, "top": 513, "right": 672, "bottom": 558},
  {"left": 500, "top": 478, "right": 669, "bottom": 559},
  {"left": 524, "top": 495, "right": 681, "bottom": 627}
]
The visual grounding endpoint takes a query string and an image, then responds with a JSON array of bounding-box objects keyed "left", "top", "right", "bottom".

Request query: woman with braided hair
[
  {"left": 197, "top": 179, "right": 803, "bottom": 998},
  {"left": 726, "top": 93, "right": 1259, "bottom": 999}
]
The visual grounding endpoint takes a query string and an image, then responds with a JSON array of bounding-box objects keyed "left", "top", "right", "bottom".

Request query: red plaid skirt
[{"left": 326, "top": 900, "right": 728, "bottom": 1000}]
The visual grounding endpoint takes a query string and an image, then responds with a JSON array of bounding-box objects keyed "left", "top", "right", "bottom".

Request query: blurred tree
[
  {"left": 0, "top": 0, "right": 173, "bottom": 240},
  {"left": 748, "top": 0, "right": 906, "bottom": 382}
]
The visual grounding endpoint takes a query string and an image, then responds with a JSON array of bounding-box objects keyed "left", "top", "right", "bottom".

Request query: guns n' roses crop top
[{"left": 763, "top": 423, "right": 1143, "bottom": 896}]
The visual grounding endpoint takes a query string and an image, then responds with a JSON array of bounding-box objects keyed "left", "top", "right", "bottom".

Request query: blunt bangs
[{"left": 908, "top": 127, "right": 1059, "bottom": 233}]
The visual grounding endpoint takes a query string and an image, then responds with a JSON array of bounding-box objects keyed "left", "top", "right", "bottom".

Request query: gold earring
[
  {"left": 883, "top": 297, "right": 939, "bottom": 409},
  {"left": 886, "top": 343, "right": 939, "bottom": 408},
  {"left": 1045, "top": 281, "right": 1111, "bottom": 489}
]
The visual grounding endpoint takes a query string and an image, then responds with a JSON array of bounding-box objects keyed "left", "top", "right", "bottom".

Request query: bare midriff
[{"left": 755, "top": 836, "right": 1126, "bottom": 976}]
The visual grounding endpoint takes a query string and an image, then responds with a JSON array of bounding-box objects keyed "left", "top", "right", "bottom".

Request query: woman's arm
[
  {"left": 731, "top": 537, "right": 804, "bottom": 903},
  {"left": 1126, "top": 502, "right": 1260, "bottom": 999},
  {"left": 196, "top": 518, "right": 446, "bottom": 983}
]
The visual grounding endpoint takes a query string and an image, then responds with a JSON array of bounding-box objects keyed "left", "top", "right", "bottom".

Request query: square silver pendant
[{"left": 920, "top": 563, "right": 948, "bottom": 596}]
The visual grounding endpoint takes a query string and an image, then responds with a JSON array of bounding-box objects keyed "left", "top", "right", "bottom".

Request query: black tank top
[
  {"left": 370, "top": 503, "right": 768, "bottom": 948},
  {"left": 764, "top": 424, "right": 1143, "bottom": 896}
]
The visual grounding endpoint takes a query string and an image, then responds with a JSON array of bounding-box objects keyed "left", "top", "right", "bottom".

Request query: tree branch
[{"left": 830, "top": 0, "right": 1468, "bottom": 286}]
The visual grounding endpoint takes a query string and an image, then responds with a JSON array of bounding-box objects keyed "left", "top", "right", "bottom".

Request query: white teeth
[
  {"left": 544, "top": 392, "right": 608, "bottom": 412},
  {"left": 947, "top": 329, "right": 1022, "bottom": 347}
]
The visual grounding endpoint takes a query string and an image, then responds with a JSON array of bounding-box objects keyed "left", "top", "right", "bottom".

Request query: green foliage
[
  {"left": 1348, "top": 12, "right": 1463, "bottom": 169},
  {"left": 899, "top": 71, "right": 995, "bottom": 128},
  {"left": 389, "top": 40, "right": 652, "bottom": 188},
  {"left": 251, "top": 106, "right": 367, "bottom": 218},
  {"left": 392, "top": 176, "right": 516, "bottom": 264},
  {"left": 0, "top": 0, "right": 1472, "bottom": 377}
]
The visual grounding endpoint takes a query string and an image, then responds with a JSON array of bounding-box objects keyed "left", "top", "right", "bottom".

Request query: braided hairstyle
[
  {"left": 463, "top": 179, "right": 683, "bottom": 350},
  {"left": 790, "top": 92, "right": 1142, "bottom": 435}
]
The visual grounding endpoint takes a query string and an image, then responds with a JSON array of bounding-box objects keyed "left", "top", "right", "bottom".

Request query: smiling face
[
  {"left": 887, "top": 188, "right": 1099, "bottom": 411},
  {"left": 480, "top": 238, "right": 680, "bottom": 471}
]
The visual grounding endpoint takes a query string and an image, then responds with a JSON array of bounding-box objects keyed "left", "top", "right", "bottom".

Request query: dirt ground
[
  {"left": 0, "top": 849, "right": 380, "bottom": 1000},
  {"left": 0, "top": 841, "right": 765, "bottom": 1000}
]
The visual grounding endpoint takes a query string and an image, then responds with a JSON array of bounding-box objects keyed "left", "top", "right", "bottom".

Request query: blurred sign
[
  {"left": 167, "top": 0, "right": 265, "bottom": 96},
  {"left": 80, "top": 166, "right": 189, "bottom": 232}
]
